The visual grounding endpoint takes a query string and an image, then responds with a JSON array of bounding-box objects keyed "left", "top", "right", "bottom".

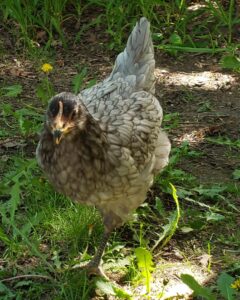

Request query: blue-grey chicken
[{"left": 36, "top": 17, "right": 171, "bottom": 277}]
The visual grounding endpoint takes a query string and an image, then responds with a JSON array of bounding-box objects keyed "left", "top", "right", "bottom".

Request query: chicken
[{"left": 36, "top": 17, "right": 171, "bottom": 277}]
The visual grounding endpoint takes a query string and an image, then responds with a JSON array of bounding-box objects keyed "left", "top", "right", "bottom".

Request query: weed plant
[{"left": 0, "top": 0, "right": 239, "bottom": 59}]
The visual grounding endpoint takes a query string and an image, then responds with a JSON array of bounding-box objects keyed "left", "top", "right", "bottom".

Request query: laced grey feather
[{"left": 107, "top": 17, "right": 155, "bottom": 94}]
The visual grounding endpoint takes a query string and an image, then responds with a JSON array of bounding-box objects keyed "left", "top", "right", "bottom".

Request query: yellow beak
[{"left": 53, "top": 130, "right": 63, "bottom": 145}]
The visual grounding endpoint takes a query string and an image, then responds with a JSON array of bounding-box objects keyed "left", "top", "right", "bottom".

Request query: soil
[
  {"left": 0, "top": 23, "right": 240, "bottom": 299},
  {"left": 1, "top": 32, "right": 239, "bottom": 183},
  {"left": 155, "top": 53, "right": 240, "bottom": 184}
]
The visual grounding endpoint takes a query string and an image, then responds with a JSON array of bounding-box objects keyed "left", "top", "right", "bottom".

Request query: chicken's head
[{"left": 46, "top": 92, "right": 87, "bottom": 144}]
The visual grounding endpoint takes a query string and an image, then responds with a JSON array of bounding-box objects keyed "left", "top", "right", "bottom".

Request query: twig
[
  {"left": 24, "top": 104, "right": 45, "bottom": 113},
  {"left": 198, "top": 113, "right": 229, "bottom": 117},
  {"left": 1, "top": 274, "right": 52, "bottom": 283}
]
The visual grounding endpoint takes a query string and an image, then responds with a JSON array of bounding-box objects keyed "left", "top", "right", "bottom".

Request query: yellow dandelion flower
[
  {"left": 231, "top": 278, "right": 240, "bottom": 290},
  {"left": 41, "top": 63, "right": 53, "bottom": 73}
]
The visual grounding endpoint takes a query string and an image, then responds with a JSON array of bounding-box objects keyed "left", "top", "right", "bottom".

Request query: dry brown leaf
[
  {"left": 0, "top": 138, "right": 26, "bottom": 148},
  {"left": 36, "top": 30, "right": 47, "bottom": 42},
  {"left": 198, "top": 254, "right": 211, "bottom": 268}
]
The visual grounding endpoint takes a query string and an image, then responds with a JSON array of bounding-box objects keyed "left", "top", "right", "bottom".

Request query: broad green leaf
[
  {"left": 194, "top": 185, "right": 225, "bottom": 199},
  {"left": 2, "top": 84, "right": 22, "bottom": 97},
  {"left": 135, "top": 247, "right": 154, "bottom": 293},
  {"left": 205, "top": 212, "right": 225, "bottom": 221},
  {"left": 36, "top": 78, "right": 54, "bottom": 103},
  {"left": 181, "top": 274, "right": 216, "bottom": 300},
  {"left": 96, "top": 280, "right": 132, "bottom": 299},
  {"left": 169, "top": 33, "right": 182, "bottom": 45},
  {"left": 159, "top": 211, "right": 177, "bottom": 242},
  {"left": 96, "top": 280, "right": 115, "bottom": 295},
  {"left": 2, "top": 103, "right": 13, "bottom": 116},
  {"left": 190, "top": 219, "right": 205, "bottom": 230},
  {"left": 155, "top": 197, "right": 166, "bottom": 217},
  {"left": 233, "top": 169, "right": 240, "bottom": 180},
  {"left": 36, "top": 84, "right": 48, "bottom": 103},
  {"left": 15, "top": 280, "right": 33, "bottom": 288},
  {"left": 152, "top": 32, "right": 163, "bottom": 42},
  {"left": 217, "top": 273, "right": 235, "bottom": 300},
  {"left": 220, "top": 55, "right": 240, "bottom": 71},
  {"left": 72, "top": 67, "right": 88, "bottom": 94},
  {"left": 0, "top": 282, "right": 15, "bottom": 297}
]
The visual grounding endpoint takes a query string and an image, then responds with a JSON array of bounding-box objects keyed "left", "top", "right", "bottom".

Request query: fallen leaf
[
  {"left": 198, "top": 254, "right": 211, "bottom": 268},
  {"left": 0, "top": 138, "right": 26, "bottom": 148},
  {"left": 36, "top": 30, "right": 47, "bottom": 42},
  {"left": 56, "top": 59, "right": 65, "bottom": 67}
]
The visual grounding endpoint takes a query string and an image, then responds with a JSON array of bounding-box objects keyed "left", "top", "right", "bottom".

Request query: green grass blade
[
  {"left": 156, "top": 44, "right": 232, "bottom": 53},
  {"left": 152, "top": 183, "right": 180, "bottom": 250}
]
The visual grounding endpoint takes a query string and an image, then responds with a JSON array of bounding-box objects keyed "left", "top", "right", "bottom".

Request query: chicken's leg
[{"left": 85, "top": 230, "right": 111, "bottom": 278}]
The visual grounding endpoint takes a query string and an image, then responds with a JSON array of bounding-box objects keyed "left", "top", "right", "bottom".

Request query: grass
[
  {"left": 0, "top": 1, "right": 240, "bottom": 299},
  {"left": 0, "top": 0, "right": 239, "bottom": 57},
  {"left": 1, "top": 103, "right": 239, "bottom": 298}
]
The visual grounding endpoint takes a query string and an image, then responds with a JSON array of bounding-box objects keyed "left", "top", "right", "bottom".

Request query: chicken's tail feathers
[{"left": 108, "top": 17, "right": 155, "bottom": 94}]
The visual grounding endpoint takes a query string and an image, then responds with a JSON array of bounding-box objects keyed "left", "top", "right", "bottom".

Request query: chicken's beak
[{"left": 53, "top": 129, "right": 63, "bottom": 144}]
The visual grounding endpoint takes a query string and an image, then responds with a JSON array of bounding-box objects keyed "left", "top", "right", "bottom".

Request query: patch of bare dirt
[{"left": 154, "top": 54, "right": 240, "bottom": 184}]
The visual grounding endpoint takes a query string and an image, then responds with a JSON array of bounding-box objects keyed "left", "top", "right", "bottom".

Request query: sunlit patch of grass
[
  {"left": 41, "top": 203, "right": 103, "bottom": 259},
  {"left": 0, "top": 154, "right": 104, "bottom": 298}
]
